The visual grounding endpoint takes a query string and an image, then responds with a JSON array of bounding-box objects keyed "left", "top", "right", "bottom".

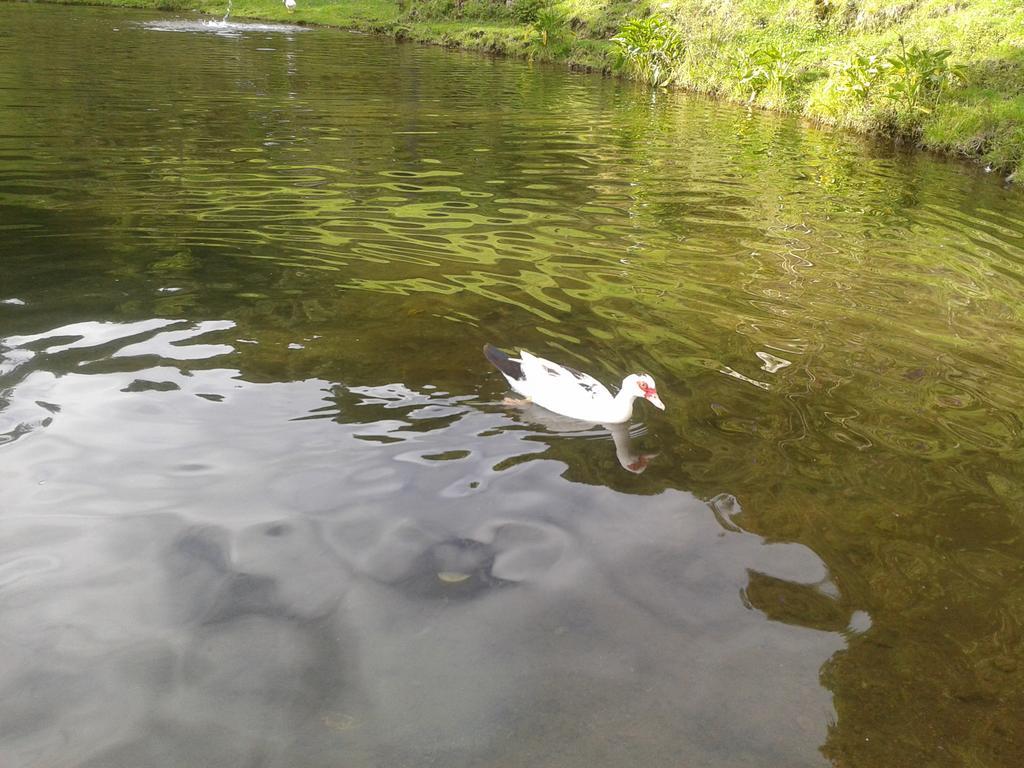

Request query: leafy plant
[
  {"left": 611, "top": 15, "right": 685, "bottom": 87},
  {"left": 738, "top": 45, "right": 805, "bottom": 102},
  {"left": 883, "top": 37, "right": 967, "bottom": 115},
  {"left": 833, "top": 53, "right": 885, "bottom": 103},
  {"left": 527, "top": 6, "right": 574, "bottom": 59}
]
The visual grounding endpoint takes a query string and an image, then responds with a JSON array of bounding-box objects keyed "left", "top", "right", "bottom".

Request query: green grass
[{"left": 35, "top": 0, "right": 1024, "bottom": 176}]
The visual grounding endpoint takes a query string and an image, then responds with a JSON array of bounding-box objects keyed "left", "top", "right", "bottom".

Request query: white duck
[
  {"left": 284, "top": 0, "right": 296, "bottom": 11},
  {"left": 484, "top": 344, "right": 665, "bottom": 424}
]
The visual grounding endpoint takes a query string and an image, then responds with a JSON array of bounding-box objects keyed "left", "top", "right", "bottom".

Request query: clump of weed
[
  {"left": 611, "top": 15, "right": 685, "bottom": 87},
  {"left": 737, "top": 44, "right": 805, "bottom": 105},
  {"left": 834, "top": 53, "right": 886, "bottom": 103},
  {"left": 527, "top": 5, "right": 575, "bottom": 59},
  {"left": 883, "top": 36, "right": 967, "bottom": 115},
  {"left": 819, "top": 38, "right": 967, "bottom": 126}
]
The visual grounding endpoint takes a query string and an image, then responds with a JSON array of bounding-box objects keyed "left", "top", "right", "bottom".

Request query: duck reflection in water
[
  {"left": 319, "top": 381, "right": 659, "bottom": 475},
  {"left": 513, "top": 403, "right": 659, "bottom": 474}
]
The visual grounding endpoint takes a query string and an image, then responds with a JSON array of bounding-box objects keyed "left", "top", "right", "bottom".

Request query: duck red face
[{"left": 636, "top": 377, "right": 666, "bottom": 410}]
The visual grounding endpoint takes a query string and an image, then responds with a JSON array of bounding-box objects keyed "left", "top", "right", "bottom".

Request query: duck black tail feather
[{"left": 483, "top": 343, "right": 523, "bottom": 381}]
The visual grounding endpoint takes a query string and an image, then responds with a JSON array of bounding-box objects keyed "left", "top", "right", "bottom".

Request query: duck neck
[{"left": 609, "top": 382, "right": 638, "bottom": 422}]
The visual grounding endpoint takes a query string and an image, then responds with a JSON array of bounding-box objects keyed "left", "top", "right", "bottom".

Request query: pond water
[{"left": 1, "top": 4, "right": 1023, "bottom": 766}]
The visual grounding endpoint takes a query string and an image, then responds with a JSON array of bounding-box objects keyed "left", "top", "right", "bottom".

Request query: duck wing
[
  {"left": 518, "top": 350, "right": 613, "bottom": 403},
  {"left": 483, "top": 343, "right": 524, "bottom": 381}
]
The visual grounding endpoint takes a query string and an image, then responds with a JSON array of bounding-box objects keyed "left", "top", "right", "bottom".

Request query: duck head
[{"left": 625, "top": 373, "right": 665, "bottom": 411}]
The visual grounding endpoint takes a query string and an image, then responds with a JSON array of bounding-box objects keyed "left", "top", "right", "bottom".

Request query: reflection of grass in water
[
  {"left": 421, "top": 449, "right": 471, "bottom": 461},
  {"left": 36, "top": 0, "right": 1024, "bottom": 173}
]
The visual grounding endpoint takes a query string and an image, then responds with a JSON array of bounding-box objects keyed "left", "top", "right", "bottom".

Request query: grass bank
[{"left": 41, "top": 0, "right": 1024, "bottom": 178}]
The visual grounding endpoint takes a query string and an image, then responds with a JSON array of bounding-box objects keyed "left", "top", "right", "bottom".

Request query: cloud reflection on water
[{"left": 0, "top": 319, "right": 850, "bottom": 767}]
